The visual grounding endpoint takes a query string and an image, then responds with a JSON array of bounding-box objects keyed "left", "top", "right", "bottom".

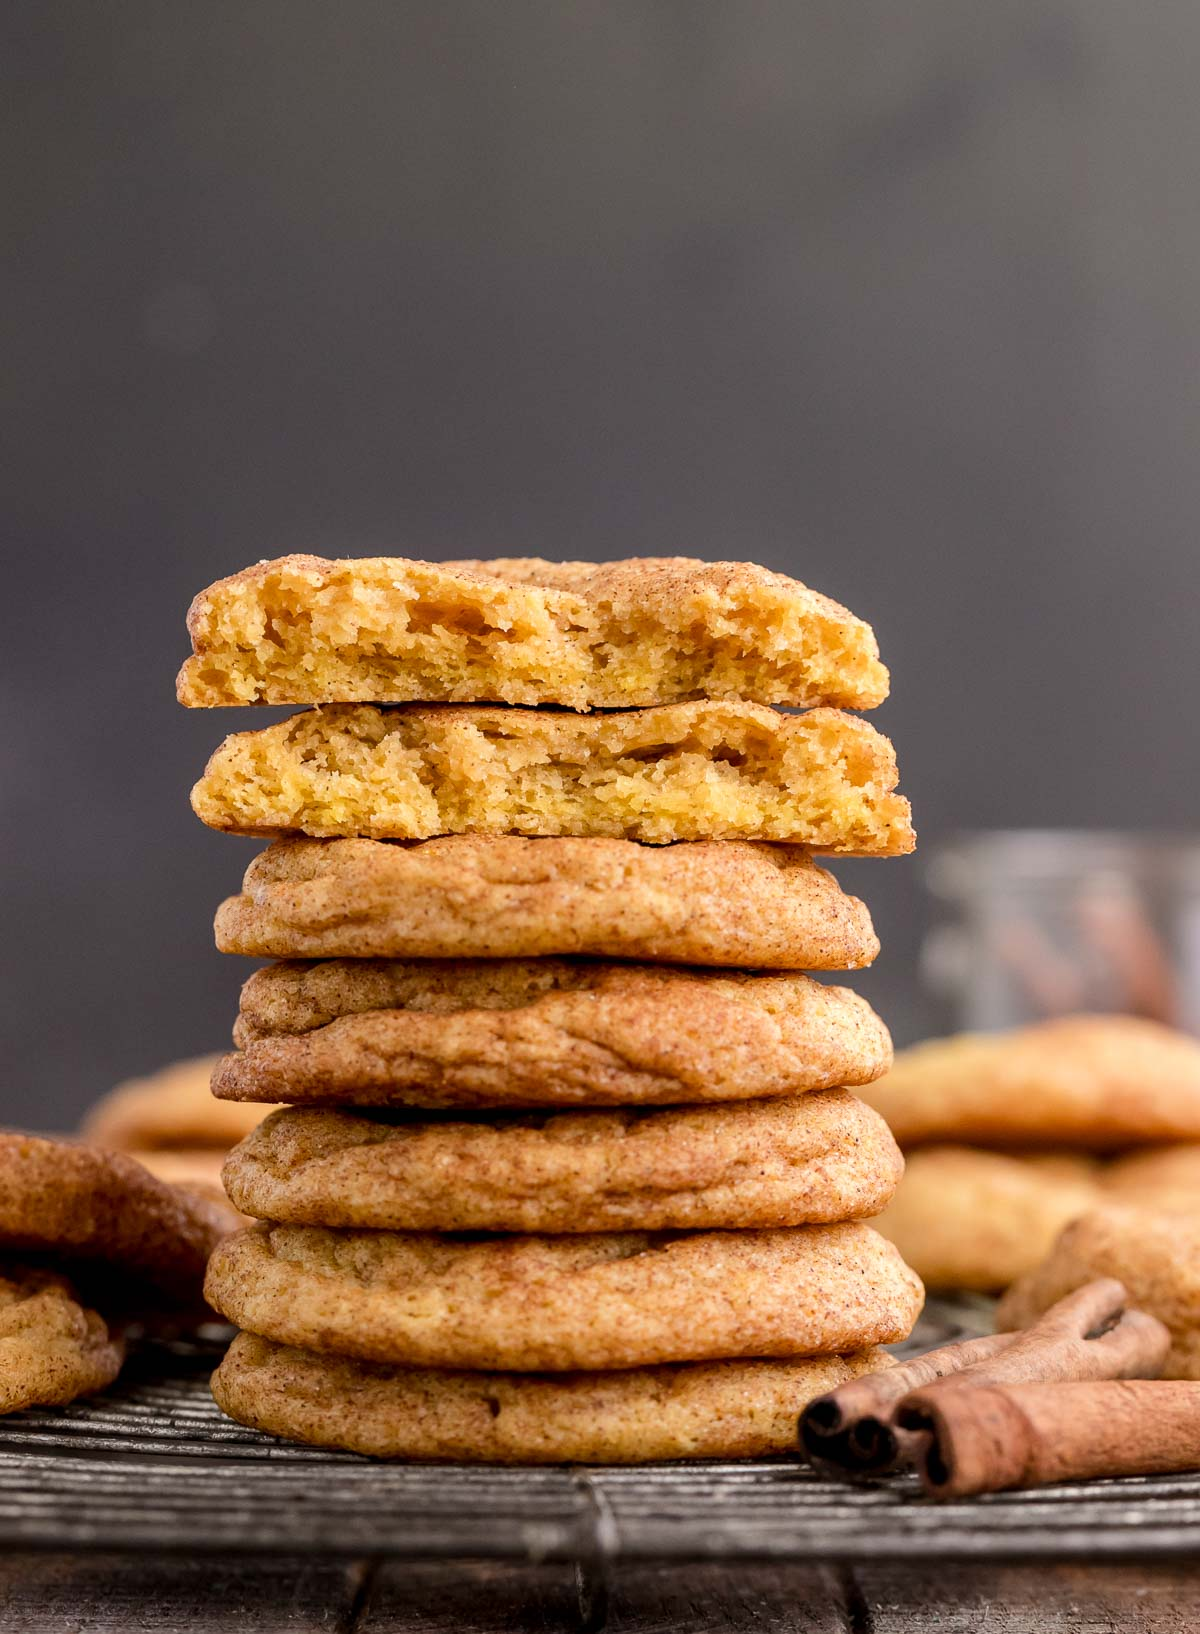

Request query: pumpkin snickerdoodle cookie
[
  {"left": 217, "top": 959, "right": 891, "bottom": 1109},
  {"left": 177, "top": 555, "right": 889, "bottom": 712},
  {"left": 191, "top": 701, "right": 913, "bottom": 854},
  {"left": 80, "top": 1054, "right": 274, "bottom": 1151},
  {"left": 213, "top": 836, "right": 880, "bottom": 968},
  {"left": 221, "top": 1091, "right": 903, "bottom": 1232},
  {"left": 204, "top": 1220, "right": 922, "bottom": 1372},
  {"left": 997, "top": 1205, "right": 1200, "bottom": 1379},
  {"left": 872, "top": 1146, "right": 1102, "bottom": 1294},
  {"left": 0, "top": 1265, "right": 125, "bottom": 1414},
  {"left": 211, "top": 1335, "right": 895, "bottom": 1463},
  {"left": 860, "top": 1015, "right": 1200, "bottom": 1148},
  {"left": 0, "top": 1133, "right": 238, "bottom": 1316},
  {"left": 1101, "top": 1142, "right": 1200, "bottom": 1208}
]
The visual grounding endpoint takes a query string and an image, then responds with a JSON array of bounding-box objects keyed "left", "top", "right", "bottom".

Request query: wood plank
[
  {"left": 359, "top": 1558, "right": 852, "bottom": 1632},
  {"left": 0, "top": 1552, "right": 369, "bottom": 1633},
  {"left": 856, "top": 1562, "right": 1200, "bottom": 1632}
]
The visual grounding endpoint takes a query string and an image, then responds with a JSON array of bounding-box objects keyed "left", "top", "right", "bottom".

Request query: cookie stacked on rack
[{"left": 181, "top": 554, "right": 922, "bottom": 1463}]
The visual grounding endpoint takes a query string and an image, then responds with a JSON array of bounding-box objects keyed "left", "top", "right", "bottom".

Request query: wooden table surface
[{"left": 2, "top": 1554, "right": 1198, "bottom": 1631}]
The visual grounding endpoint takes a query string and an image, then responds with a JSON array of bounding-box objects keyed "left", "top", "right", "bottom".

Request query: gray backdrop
[{"left": 4, "top": 2, "right": 1198, "bottom": 1129}]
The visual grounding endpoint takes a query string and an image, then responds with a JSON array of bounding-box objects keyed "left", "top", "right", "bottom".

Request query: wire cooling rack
[{"left": 2, "top": 1297, "right": 1199, "bottom": 1575}]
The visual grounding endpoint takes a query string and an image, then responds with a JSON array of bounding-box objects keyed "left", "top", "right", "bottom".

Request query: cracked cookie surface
[
  {"left": 204, "top": 1219, "right": 923, "bottom": 1371},
  {"left": 213, "top": 836, "right": 880, "bottom": 968},
  {"left": 221, "top": 1091, "right": 903, "bottom": 1231},
  {"left": 217, "top": 958, "right": 891, "bottom": 1108},
  {"left": 211, "top": 1335, "right": 894, "bottom": 1462},
  {"left": 191, "top": 701, "right": 912, "bottom": 854},
  {"left": 178, "top": 554, "right": 889, "bottom": 711}
]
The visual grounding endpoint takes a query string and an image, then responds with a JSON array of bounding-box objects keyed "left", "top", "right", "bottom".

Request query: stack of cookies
[
  {"left": 179, "top": 554, "right": 923, "bottom": 1462},
  {"left": 865, "top": 1014, "right": 1200, "bottom": 1293}
]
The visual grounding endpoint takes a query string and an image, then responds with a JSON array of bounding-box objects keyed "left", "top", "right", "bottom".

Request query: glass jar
[{"left": 922, "top": 831, "right": 1200, "bottom": 1036}]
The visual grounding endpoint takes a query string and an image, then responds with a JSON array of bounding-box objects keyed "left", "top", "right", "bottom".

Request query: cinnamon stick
[
  {"left": 800, "top": 1332, "right": 1013, "bottom": 1477},
  {"left": 904, "top": 1379, "right": 1200, "bottom": 1497},
  {"left": 800, "top": 1279, "right": 1170, "bottom": 1478}
]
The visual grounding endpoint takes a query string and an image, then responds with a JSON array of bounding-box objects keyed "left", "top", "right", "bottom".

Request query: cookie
[
  {"left": 0, "top": 1264, "right": 125, "bottom": 1414},
  {"left": 997, "top": 1205, "right": 1200, "bottom": 1379},
  {"left": 872, "top": 1146, "right": 1102, "bottom": 1293},
  {"left": 204, "top": 1221, "right": 922, "bottom": 1371},
  {"left": 211, "top": 1334, "right": 894, "bottom": 1463},
  {"left": 221, "top": 1091, "right": 903, "bottom": 1232},
  {"left": 213, "top": 836, "right": 880, "bottom": 968},
  {"left": 80, "top": 1055, "right": 276, "bottom": 1151},
  {"left": 191, "top": 702, "right": 913, "bottom": 855},
  {"left": 219, "top": 958, "right": 890, "bottom": 1109},
  {"left": 1102, "top": 1143, "right": 1200, "bottom": 1208},
  {"left": 860, "top": 1016, "right": 1200, "bottom": 1148},
  {"left": 0, "top": 1133, "right": 239, "bottom": 1315},
  {"left": 177, "top": 555, "right": 889, "bottom": 712},
  {"left": 128, "top": 1149, "right": 231, "bottom": 1193}
]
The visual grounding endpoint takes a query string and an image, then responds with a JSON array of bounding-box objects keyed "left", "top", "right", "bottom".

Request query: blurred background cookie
[
  {"left": 0, "top": 1264, "right": 125, "bottom": 1415},
  {"left": 80, "top": 1053, "right": 277, "bottom": 1205},
  {"left": 0, "top": 1132, "right": 241, "bottom": 1413},
  {"left": 864, "top": 1015, "right": 1200, "bottom": 1292},
  {"left": 997, "top": 1205, "right": 1200, "bottom": 1379},
  {"left": 861, "top": 1015, "right": 1200, "bottom": 1149},
  {"left": 0, "top": 1132, "right": 238, "bottom": 1319}
]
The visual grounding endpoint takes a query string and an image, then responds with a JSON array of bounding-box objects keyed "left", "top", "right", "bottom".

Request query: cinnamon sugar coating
[
  {"left": 211, "top": 1336, "right": 894, "bottom": 1463},
  {"left": 204, "top": 1220, "right": 923, "bottom": 1371},
  {"left": 213, "top": 836, "right": 880, "bottom": 969},
  {"left": 219, "top": 959, "right": 890, "bottom": 1109},
  {"left": 221, "top": 1091, "right": 903, "bottom": 1232}
]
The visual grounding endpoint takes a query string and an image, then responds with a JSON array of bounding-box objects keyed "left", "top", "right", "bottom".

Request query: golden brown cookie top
[
  {"left": 178, "top": 554, "right": 888, "bottom": 712},
  {"left": 190, "top": 700, "right": 913, "bottom": 854},
  {"left": 234, "top": 956, "right": 889, "bottom": 1037},
  {"left": 0, "top": 1263, "right": 125, "bottom": 1414},
  {"left": 0, "top": 1133, "right": 239, "bottom": 1314},
  {"left": 205, "top": 1219, "right": 923, "bottom": 1372},
  {"left": 80, "top": 1054, "right": 274, "bottom": 1151},
  {"left": 211, "top": 1336, "right": 894, "bottom": 1464},
  {"left": 214, "top": 835, "right": 880, "bottom": 969},
  {"left": 860, "top": 1015, "right": 1200, "bottom": 1148},
  {"left": 220, "top": 1091, "right": 903, "bottom": 1233},
  {"left": 872, "top": 1144, "right": 1103, "bottom": 1295},
  {"left": 218, "top": 959, "right": 890, "bottom": 1110}
]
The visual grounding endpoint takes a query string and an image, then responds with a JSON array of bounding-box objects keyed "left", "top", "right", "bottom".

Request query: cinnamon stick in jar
[{"left": 902, "top": 1378, "right": 1200, "bottom": 1498}]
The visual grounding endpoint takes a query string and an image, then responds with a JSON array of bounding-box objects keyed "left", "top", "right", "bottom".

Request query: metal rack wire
[{"left": 2, "top": 1298, "right": 1198, "bottom": 1627}]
